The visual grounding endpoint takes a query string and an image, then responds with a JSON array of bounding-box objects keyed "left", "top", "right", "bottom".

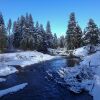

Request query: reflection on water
[{"left": 67, "top": 58, "right": 80, "bottom": 67}]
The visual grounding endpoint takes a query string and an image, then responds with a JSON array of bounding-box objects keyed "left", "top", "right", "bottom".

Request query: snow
[
  {"left": 0, "top": 51, "right": 54, "bottom": 68},
  {"left": 0, "top": 65, "right": 18, "bottom": 76},
  {"left": 81, "top": 51, "right": 100, "bottom": 66},
  {"left": 48, "top": 48, "right": 67, "bottom": 56},
  {"left": 0, "top": 51, "right": 54, "bottom": 76},
  {"left": 57, "top": 65, "right": 95, "bottom": 93},
  {"left": 73, "top": 46, "right": 88, "bottom": 57},
  {"left": 0, "top": 83, "right": 28, "bottom": 97},
  {"left": 0, "top": 78, "right": 6, "bottom": 82},
  {"left": 79, "top": 47, "right": 100, "bottom": 99},
  {"left": 92, "top": 72, "right": 100, "bottom": 100}
]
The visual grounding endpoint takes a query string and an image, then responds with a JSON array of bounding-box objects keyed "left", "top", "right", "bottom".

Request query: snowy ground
[
  {"left": 73, "top": 46, "right": 89, "bottom": 57},
  {"left": 49, "top": 46, "right": 90, "bottom": 56},
  {"left": 0, "top": 78, "right": 6, "bottom": 82},
  {"left": 0, "top": 65, "right": 17, "bottom": 77},
  {"left": 0, "top": 83, "right": 28, "bottom": 97},
  {"left": 48, "top": 48, "right": 67, "bottom": 56},
  {"left": 0, "top": 51, "right": 55, "bottom": 76},
  {"left": 80, "top": 48, "right": 100, "bottom": 100}
]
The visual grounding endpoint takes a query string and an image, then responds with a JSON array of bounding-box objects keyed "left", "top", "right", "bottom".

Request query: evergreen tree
[
  {"left": 46, "top": 21, "right": 53, "bottom": 48},
  {"left": 13, "top": 19, "right": 22, "bottom": 48},
  {"left": 0, "top": 12, "right": 7, "bottom": 52},
  {"left": 35, "top": 21, "right": 39, "bottom": 31},
  {"left": 19, "top": 15, "right": 26, "bottom": 34},
  {"left": 84, "top": 19, "right": 99, "bottom": 46},
  {"left": 29, "top": 14, "right": 34, "bottom": 32},
  {"left": 36, "top": 24, "right": 47, "bottom": 52},
  {"left": 7, "top": 19, "right": 12, "bottom": 49},
  {"left": 98, "top": 28, "right": 100, "bottom": 43},
  {"left": 66, "top": 12, "right": 77, "bottom": 50},
  {"left": 59, "top": 35, "right": 65, "bottom": 48},
  {"left": 20, "top": 13, "right": 35, "bottom": 50},
  {"left": 53, "top": 33, "right": 58, "bottom": 49},
  {"left": 66, "top": 12, "right": 82, "bottom": 50},
  {"left": 74, "top": 25, "right": 83, "bottom": 48}
]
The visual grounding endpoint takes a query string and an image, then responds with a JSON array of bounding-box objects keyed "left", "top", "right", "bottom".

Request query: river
[{"left": 0, "top": 57, "right": 93, "bottom": 100}]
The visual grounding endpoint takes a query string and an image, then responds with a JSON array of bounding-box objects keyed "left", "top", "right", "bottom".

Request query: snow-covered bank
[
  {"left": 92, "top": 68, "right": 100, "bottom": 100},
  {"left": 81, "top": 51, "right": 100, "bottom": 100},
  {"left": 74, "top": 47, "right": 100, "bottom": 100},
  {"left": 57, "top": 46, "right": 100, "bottom": 100},
  {"left": 0, "top": 51, "right": 55, "bottom": 76},
  {"left": 0, "top": 51, "right": 55, "bottom": 67},
  {"left": 57, "top": 64, "right": 95, "bottom": 93},
  {"left": 0, "top": 83, "right": 28, "bottom": 97}
]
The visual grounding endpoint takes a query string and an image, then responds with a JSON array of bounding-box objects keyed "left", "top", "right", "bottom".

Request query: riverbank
[
  {"left": 56, "top": 45, "right": 100, "bottom": 100},
  {"left": 0, "top": 51, "right": 55, "bottom": 77},
  {"left": 0, "top": 46, "right": 100, "bottom": 100}
]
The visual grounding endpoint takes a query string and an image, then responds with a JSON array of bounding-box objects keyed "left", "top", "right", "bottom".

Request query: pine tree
[
  {"left": 20, "top": 28, "right": 35, "bottom": 50},
  {"left": 74, "top": 25, "right": 83, "bottom": 48},
  {"left": 13, "top": 19, "right": 22, "bottom": 48},
  {"left": 66, "top": 12, "right": 82, "bottom": 50},
  {"left": 29, "top": 14, "right": 34, "bottom": 32},
  {"left": 59, "top": 35, "right": 65, "bottom": 48},
  {"left": 66, "top": 12, "right": 77, "bottom": 50},
  {"left": 53, "top": 33, "right": 58, "bottom": 49},
  {"left": 36, "top": 24, "right": 47, "bottom": 52},
  {"left": 35, "top": 21, "right": 39, "bottom": 31},
  {"left": 98, "top": 28, "right": 100, "bottom": 43},
  {"left": 0, "top": 12, "right": 7, "bottom": 52},
  {"left": 46, "top": 21, "right": 53, "bottom": 48},
  {"left": 84, "top": 19, "right": 99, "bottom": 53},
  {"left": 7, "top": 19, "right": 12, "bottom": 49},
  {"left": 20, "top": 14, "right": 35, "bottom": 50},
  {"left": 84, "top": 19, "right": 99, "bottom": 46}
]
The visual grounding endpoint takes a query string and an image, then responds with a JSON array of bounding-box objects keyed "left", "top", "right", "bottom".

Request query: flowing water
[{"left": 0, "top": 57, "right": 93, "bottom": 100}]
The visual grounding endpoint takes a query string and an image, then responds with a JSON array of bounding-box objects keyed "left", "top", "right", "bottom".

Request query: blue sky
[{"left": 0, "top": 0, "right": 100, "bottom": 37}]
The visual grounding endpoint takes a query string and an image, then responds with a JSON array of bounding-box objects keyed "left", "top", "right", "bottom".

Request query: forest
[{"left": 0, "top": 12, "right": 99, "bottom": 53}]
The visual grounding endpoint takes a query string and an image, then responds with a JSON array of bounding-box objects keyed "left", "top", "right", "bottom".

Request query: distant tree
[
  {"left": 59, "top": 35, "right": 65, "bottom": 48},
  {"left": 53, "top": 33, "right": 58, "bottom": 49}
]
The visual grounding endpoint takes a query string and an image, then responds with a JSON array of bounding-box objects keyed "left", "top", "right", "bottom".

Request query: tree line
[
  {"left": 0, "top": 12, "right": 62, "bottom": 53},
  {"left": 0, "top": 12, "right": 100, "bottom": 53}
]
